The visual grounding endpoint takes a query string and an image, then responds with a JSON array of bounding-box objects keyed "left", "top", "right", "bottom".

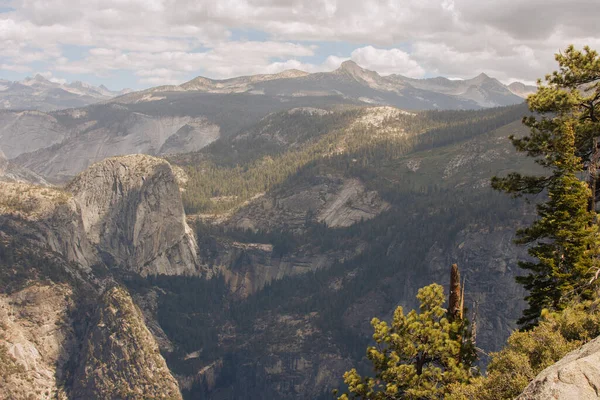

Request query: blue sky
[{"left": 1, "top": 0, "right": 598, "bottom": 90}]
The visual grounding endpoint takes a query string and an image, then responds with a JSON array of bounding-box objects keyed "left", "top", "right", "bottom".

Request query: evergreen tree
[
  {"left": 514, "top": 121, "right": 598, "bottom": 326},
  {"left": 492, "top": 46, "right": 600, "bottom": 327},
  {"left": 336, "top": 283, "right": 474, "bottom": 400}
]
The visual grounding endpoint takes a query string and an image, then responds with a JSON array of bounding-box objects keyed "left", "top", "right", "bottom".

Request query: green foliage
[
  {"left": 448, "top": 298, "right": 600, "bottom": 399},
  {"left": 492, "top": 46, "right": 600, "bottom": 327},
  {"left": 337, "top": 284, "right": 474, "bottom": 400},
  {"left": 179, "top": 105, "right": 525, "bottom": 214}
]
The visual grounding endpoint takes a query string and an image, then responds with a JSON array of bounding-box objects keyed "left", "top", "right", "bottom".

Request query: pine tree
[
  {"left": 492, "top": 45, "right": 600, "bottom": 327},
  {"left": 513, "top": 121, "right": 599, "bottom": 326},
  {"left": 336, "top": 282, "right": 475, "bottom": 400}
]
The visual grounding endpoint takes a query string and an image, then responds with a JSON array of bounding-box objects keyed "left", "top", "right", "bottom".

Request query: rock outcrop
[
  {"left": 0, "top": 181, "right": 98, "bottom": 269},
  {"left": 68, "top": 155, "right": 201, "bottom": 276},
  {"left": 229, "top": 175, "right": 389, "bottom": 232},
  {"left": 0, "top": 284, "right": 76, "bottom": 400},
  {"left": 72, "top": 287, "right": 182, "bottom": 400},
  {"left": 517, "top": 335, "right": 600, "bottom": 400},
  {"left": 0, "top": 154, "right": 202, "bottom": 277}
]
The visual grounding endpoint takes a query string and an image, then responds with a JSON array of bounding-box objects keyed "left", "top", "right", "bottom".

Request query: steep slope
[
  {"left": 72, "top": 287, "right": 182, "bottom": 400},
  {"left": 0, "top": 181, "right": 99, "bottom": 269},
  {"left": 0, "top": 154, "right": 201, "bottom": 277},
  {"left": 13, "top": 108, "right": 221, "bottom": 182},
  {"left": 0, "top": 155, "right": 194, "bottom": 399},
  {"left": 0, "top": 284, "right": 75, "bottom": 400},
  {"left": 0, "top": 110, "right": 69, "bottom": 159},
  {"left": 68, "top": 155, "right": 201, "bottom": 276}
]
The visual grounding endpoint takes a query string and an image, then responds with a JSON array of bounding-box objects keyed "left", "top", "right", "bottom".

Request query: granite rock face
[
  {"left": 72, "top": 287, "right": 182, "bottom": 400},
  {"left": 68, "top": 154, "right": 201, "bottom": 276},
  {"left": 517, "top": 335, "right": 600, "bottom": 400},
  {"left": 0, "top": 284, "right": 75, "bottom": 400},
  {"left": 228, "top": 175, "right": 389, "bottom": 233},
  {"left": 0, "top": 181, "right": 99, "bottom": 269},
  {"left": 0, "top": 146, "right": 49, "bottom": 185}
]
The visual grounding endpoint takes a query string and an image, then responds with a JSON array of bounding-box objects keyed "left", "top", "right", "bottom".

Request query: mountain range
[
  {"left": 0, "top": 61, "right": 536, "bottom": 184},
  {"left": 119, "top": 60, "right": 534, "bottom": 109},
  {"left": 1, "top": 61, "right": 535, "bottom": 114},
  {"left": 0, "top": 74, "right": 132, "bottom": 111}
]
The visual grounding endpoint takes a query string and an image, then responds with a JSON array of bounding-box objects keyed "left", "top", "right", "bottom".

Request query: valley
[{"left": 0, "top": 68, "right": 541, "bottom": 397}]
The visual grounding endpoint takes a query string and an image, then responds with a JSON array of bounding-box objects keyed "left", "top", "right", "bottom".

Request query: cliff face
[
  {"left": 72, "top": 287, "right": 182, "bottom": 400},
  {"left": 0, "top": 154, "right": 203, "bottom": 278},
  {"left": 0, "top": 154, "right": 193, "bottom": 399},
  {"left": 517, "top": 335, "right": 600, "bottom": 400},
  {"left": 68, "top": 155, "right": 201, "bottom": 276},
  {"left": 0, "top": 182, "right": 98, "bottom": 269},
  {"left": 228, "top": 175, "right": 390, "bottom": 233},
  {"left": 205, "top": 240, "right": 351, "bottom": 297},
  {"left": 0, "top": 284, "right": 75, "bottom": 400}
]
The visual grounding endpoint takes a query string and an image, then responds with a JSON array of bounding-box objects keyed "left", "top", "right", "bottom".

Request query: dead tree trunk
[{"left": 449, "top": 263, "right": 462, "bottom": 322}]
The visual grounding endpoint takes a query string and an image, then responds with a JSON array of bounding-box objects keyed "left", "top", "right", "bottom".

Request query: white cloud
[
  {"left": 1, "top": 0, "right": 599, "bottom": 87},
  {"left": 0, "top": 63, "right": 32, "bottom": 72},
  {"left": 349, "top": 46, "right": 425, "bottom": 78}
]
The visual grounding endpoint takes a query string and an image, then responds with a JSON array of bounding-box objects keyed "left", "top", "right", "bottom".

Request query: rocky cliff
[
  {"left": 517, "top": 335, "right": 600, "bottom": 400},
  {"left": 72, "top": 287, "right": 182, "bottom": 400},
  {"left": 68, "top": 155, "right": 201, "bottom": 276},
  {"left": 0, "top": 154, "right": 192, "bottom": 399},
  {"left": 6, "top": 108, "right": 221, "bottom": 183},
  {"left": 0, "top": 181, "right": 99, "bottom": 269},
  {"left": 0, "top": 284, "right": 75, "bottom": 400},
  {"left": 228, "top": 175, "right": 389, "bottom": 233}
]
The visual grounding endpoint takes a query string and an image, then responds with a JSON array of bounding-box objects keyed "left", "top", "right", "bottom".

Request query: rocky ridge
[
  {"left": 0, "top": 155, "right": 192, "bottom": 399},
  {"left": 72, "top": 287, "right": 182, "bottom": 400},
  {"left": 0, "top": 284, "right": 75, "bottom": 400}
]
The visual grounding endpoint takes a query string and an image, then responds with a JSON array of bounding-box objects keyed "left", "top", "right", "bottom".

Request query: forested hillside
[
  {"left": 175, "top": 104, "right": 528, "bottom": 214},
  {"left": 138, "top": 102, "right": 541, "bottom": 398}
]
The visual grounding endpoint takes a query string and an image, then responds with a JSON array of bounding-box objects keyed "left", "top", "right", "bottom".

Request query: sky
[{"left": 1, "top": 0, "right": 599, "bottom": 90}]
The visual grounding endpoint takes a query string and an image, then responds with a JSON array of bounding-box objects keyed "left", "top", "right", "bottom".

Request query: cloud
[
  {"left": 38, "top": 70, "right": 66, "bottom": 84},
  {"left": 1, "top": 0, "right": 598, "bottom": 88},
  {"left": 0, "top": 63, "right": 32, "bottom": 73},
  {"left": 350, "top": 46, "right": 425, "bottom": 78}
]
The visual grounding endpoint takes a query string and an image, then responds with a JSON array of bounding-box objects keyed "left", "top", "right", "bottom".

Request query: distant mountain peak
[
  {"left": 22, "top": 74, "right": 53, "bottom": 86},
  {"left": 33, "top": 74, "right": 51, "bottom": 82},
  {"left": 334, "top": 60, "right": 382, "bottom": 84},
  {"left": 337, "top": 60, "right": 365, "bottom": 73},
  {"left": 507, "top": 81, "right": 537, "bottom": 98}
]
